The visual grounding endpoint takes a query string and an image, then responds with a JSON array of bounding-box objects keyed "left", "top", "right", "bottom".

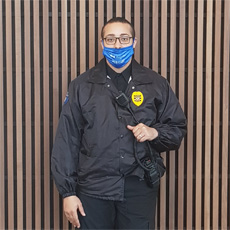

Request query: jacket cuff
[{"left": 62, "top": 192, "right": 77, "bottom": 198}]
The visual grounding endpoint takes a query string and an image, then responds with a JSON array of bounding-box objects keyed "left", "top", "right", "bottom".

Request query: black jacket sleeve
[
  {"left": 51, "top": 81, "right": 83, "bottom": 198},
  {"left": 151, "top": 80, "right": 187, "bottom": 152}
]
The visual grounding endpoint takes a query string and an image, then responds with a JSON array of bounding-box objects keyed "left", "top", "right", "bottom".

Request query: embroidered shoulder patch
[{"left": 64, "top": 92, "right": 69, "bottom": 104}]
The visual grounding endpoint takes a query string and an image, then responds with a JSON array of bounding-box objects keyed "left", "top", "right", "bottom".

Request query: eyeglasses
[{"left": 103, "top": 36, "right": 133, "bottom": 45}]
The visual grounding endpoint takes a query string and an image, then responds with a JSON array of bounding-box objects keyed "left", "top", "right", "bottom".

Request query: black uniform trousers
[{"left": 77, "top": 176, "right": 159, "bottom": 230}]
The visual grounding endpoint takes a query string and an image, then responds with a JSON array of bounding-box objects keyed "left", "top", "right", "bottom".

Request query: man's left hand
[{"left": 127, "top": 123, "right": 158, "bottom": 142}]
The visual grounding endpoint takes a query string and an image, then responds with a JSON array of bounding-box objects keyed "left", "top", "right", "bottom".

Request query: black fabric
[
  {"left": 106, "top": 60, "right": 132, "bottom": 92},
  {"left": 77, "top": 176, "right": 159, "bottom": 230},
  {"left": 51, "top": 58, "right": 187, "bottom": 199}
]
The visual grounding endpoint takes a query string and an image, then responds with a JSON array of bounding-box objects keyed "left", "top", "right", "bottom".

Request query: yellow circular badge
[{"left": 132, "top": 91, "right": 144, "bottom": 106}]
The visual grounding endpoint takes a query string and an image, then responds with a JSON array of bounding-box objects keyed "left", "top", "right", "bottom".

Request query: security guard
[{"left": 51, "top": 17, "right": 187, "bottom": 229}]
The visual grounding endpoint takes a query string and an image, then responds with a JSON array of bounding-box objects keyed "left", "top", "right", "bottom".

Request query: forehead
[{"left": 103, "top": 22, "right": 132, "bottom": 37}]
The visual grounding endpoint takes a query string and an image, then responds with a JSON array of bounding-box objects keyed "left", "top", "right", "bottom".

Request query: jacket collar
[
  {"left": 131, "top": 59, "right": 153, "bottom": 84},
  {"left": 88, "top": 58, "right": 153, "bottom": 85}
]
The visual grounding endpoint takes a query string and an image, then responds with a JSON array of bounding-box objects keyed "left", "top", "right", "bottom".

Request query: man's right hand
[{"left": 63, "top": 195, "right": 86, "bottom": 228}]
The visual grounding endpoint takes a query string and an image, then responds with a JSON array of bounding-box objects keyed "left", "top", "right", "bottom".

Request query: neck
[{"left": 106, "top": 58, "right": 132, "bottom": 73}]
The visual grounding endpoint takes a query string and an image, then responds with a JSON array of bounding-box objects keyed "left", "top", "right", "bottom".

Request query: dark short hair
[{"left": 101, "top": 17, "right": 135, "bottom": 39}]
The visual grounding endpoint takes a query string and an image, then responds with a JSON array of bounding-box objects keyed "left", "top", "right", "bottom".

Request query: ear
[
  {"left": 100, "top": 39, "right": 104, "bottom": 49},
  {"left": 132, "top": 37, "right": 137, "bottom": 49}
]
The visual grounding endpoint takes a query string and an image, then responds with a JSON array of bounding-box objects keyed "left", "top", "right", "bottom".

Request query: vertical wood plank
[
  {"left": 43, "top": 0, "right": 50, "bottom": 229},
  {"left": 98, "top": 0, "right": 104, "bottom": 62},
  {"left": 125, "top": 0, "right": 131, "bottom": 24},
  {"left": 71, "top": 0, "right": 77, "bottom": 80},
  {"left": 61, "top": 1, "right": 69, "bottom": 227},
  {"left": 0, "top": 0, "right": 5, "bottom": 229},
  {"left": 195, "top": 0, "right": 204, "bottom": 228},
  {"left": 33, "top": 0, "right": 41, "bottom": 228},
  {"left": 152, "top": 0, "right": 158, "bottom": 71},
  {"left": 15, "top": 0, "right": 23, "bottom": 228},
  {"left": 169, "top": 1, "right": 177, "bottom": 229},
  {"left": 143, "top": 0, "right": 149, "bottom": 67},
  {"left": 80, "top": 0, "right": 86, "bottom": 73},
  {"left": 178, "top": 0, "right": 186, "bottom": 228},
  {"left": 107, "top": 0, "right": 113, "bottom": 21},
  {"left": 134, "top": 0, "right": 140, "bottom": 62},
  {"left": 52, "top": 0, "right": 60, "bottom": 228},
  {"left": 89, "top": 0, "right": 95, "bottom": 69},
  {"left": 62, "top": 1, "right": 69, "bottom": 227},
  {"left": 160, "top": 0, "right": 167, "bottom": 229},
  {"left": 212, "top": 0, "right": 221, "bottom": 229},
  {"left": 221, "top": 0, "right": 230, "bottom": 228},
  {"left": 116, "top": 0, "right": 122, "bottom": 17},
  {"left": 61, "top": 2, "right": 68, "bottom": 114},
  {"left": 62, "top": 0, "right": 68, "bottom": 98},
  {"left": 24, "top": 1, "right": 32, "bottom": 228},
  {"left": 5, "top": 0, "right": 14, "bottom": 228},
  {"left": 187, "top": 0, "right": 195, "bottom": 228},
  {"left": 204, "top": 0, "right": 213, "bottom": 228}
]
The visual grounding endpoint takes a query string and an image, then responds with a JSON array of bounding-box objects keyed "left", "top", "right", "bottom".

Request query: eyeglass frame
[{"left": 103, "top": 36, "right": 133, "bottom": 45}]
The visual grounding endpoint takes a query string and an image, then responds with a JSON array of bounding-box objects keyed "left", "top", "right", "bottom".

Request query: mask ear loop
[
  {"left": 102, "top": 39, "right": 105, "bottom": 48},
  {"left": 132, "top": 37, "right": 136, "bottom": 46}
]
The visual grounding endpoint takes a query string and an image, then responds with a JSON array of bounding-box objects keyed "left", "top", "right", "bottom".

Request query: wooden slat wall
[{"left": 1, "top": 1, "right": 230, "bottom": 229}]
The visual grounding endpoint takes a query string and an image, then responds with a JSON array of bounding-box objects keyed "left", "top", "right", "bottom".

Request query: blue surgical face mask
[{"left": 102, "top": 43, "right": 134, "bottom": 68}]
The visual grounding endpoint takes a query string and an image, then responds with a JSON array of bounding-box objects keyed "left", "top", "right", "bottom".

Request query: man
[{"left": 51, "top": 17, "right": 186, "bottom": 229}]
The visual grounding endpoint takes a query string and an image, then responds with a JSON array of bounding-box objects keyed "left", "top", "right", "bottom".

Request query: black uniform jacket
[{"left": 51, "top": 58, "right": 187, "bottom": 201}]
